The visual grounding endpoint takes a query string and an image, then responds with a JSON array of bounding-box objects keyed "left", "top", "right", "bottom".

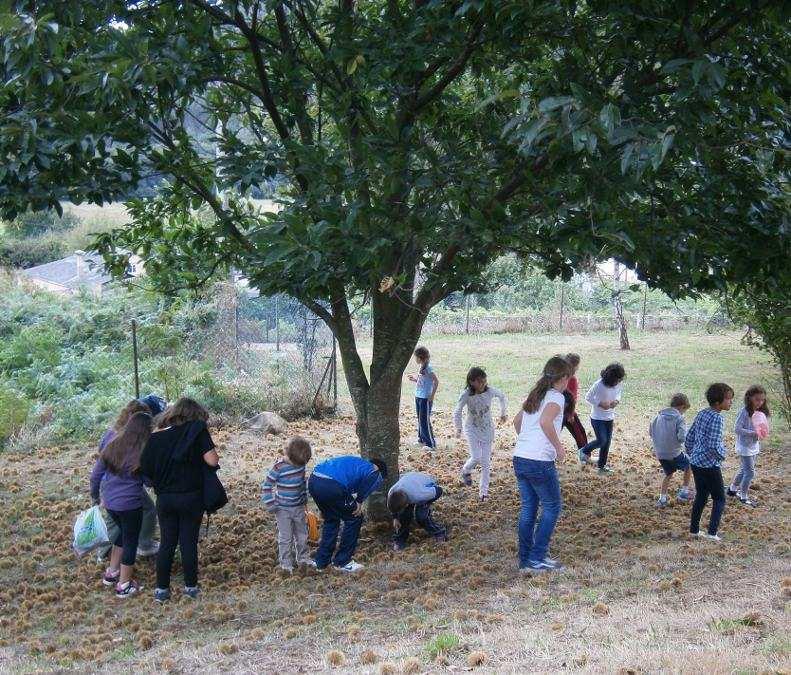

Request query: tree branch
[{"left": 412, "top": 21, "right": 484, "bottom": 112}]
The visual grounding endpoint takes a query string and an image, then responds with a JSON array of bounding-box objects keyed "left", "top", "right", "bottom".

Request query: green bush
[
  {"left": 0, "top": 275, "right": 305, "bottom": 445},
  {"left": 0, "top": 236, "right": 67, "bottom": 268},
  {"left": 0, "top": 385, "right": 30, "bottom": 443},
  {"left": 5, "top": 209, "right": 80, "bottom": 238}
]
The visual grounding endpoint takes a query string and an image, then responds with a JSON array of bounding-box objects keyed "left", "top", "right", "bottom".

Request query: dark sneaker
[
  {"left": 183, "top": 586, "right": 200, "bottom": 599},
  {"left": 461, "top": 473, "right": 473, "bottom": 487},
  {"left": 726, "top": 487, "right": 738, "bottom": 497},
  {"left": 433, "top": 533, "right": 448, "bottom": 543},
  {"left": 739, "top": 497, "right": 756, "bottom": 507},
  {"left": 102, "top": 568, "right": 120, "bottom": 587},
  {"left": 154, "top": 588, "right": 171, "bottom": 603},
  {"left": 598, "top": 466, "right": 614, "bottom": 475},
  {"left": 115, "top": 580, "right": 141, "bottom": 599}
]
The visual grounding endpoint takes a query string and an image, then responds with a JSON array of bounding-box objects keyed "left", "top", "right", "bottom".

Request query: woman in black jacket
[{"left": 140, "top": 398, "right": 219, "bottom": 602}]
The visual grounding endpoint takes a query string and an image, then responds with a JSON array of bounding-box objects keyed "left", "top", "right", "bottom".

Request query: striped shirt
[
  {"left": 685, "top": 408, "right": 726, "bottom": 468},
  {"left": 261, "top": 458, "right": 307, "bottom": 510}
]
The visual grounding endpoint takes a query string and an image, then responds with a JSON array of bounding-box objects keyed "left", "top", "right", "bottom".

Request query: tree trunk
[
  {"left": 613, "top": 290, "right": 630, "bottom": 350},
  {"left": 354, "top": 376, "right": 403, "bottom": 519},
  {"left": 612, "top": 262, "right": 630, "bottom": 350},
  {"left": 328, "top": 290, "right": 425, "bottom": 521}
]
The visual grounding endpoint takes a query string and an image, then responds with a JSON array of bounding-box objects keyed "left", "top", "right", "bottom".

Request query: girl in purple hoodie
[{"left": 90, "top": 412, "right": 153, "bottom": 597}]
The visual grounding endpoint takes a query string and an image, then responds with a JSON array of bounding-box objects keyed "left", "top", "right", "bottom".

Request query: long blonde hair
[{"left": 522, "top": 356, "right": 572, "bottom": 414}]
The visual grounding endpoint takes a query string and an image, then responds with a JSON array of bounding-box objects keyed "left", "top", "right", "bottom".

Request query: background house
[{"left": 21, "top": 250, "right": 142, "bottom": 296}]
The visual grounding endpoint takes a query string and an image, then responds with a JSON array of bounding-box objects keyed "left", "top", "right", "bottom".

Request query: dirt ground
[{"left": 0, "top": 332, "right": 789, "bottom": 673}]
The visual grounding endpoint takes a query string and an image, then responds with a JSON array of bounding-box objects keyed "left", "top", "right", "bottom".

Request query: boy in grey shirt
[
  {"left": 649, "top": 393, "right": 693, "bottom": 506},
  {"left": 387, "top": 472, "right": 447, "bottom": 550}
]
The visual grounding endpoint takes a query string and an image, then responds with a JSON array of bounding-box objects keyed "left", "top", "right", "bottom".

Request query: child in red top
[{"left": 562, "top": 353, "right": 588, "bottom": 448}]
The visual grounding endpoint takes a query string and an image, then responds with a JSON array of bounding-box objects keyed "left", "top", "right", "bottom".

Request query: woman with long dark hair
[
  {"left": 90, "top": 411, "right": 153, "bottom": 597},
  {"left": 140, "top": 398, "right": 219, "bottom": 602},
  {"left": 512, "top": 356, "right": 571, "bottom": 573}
]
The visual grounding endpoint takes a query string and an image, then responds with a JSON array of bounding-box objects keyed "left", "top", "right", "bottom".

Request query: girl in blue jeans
[
  {"left": 579, "top": 363, "right": 626, "bottom": 474},
  {"left": 512, "top": 355, "right": 571, "bottom": 572}
]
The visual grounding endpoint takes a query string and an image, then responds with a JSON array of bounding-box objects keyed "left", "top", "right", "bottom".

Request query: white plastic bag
[{"left": 72, "top": 505, "right": 109, "bottom": 557}]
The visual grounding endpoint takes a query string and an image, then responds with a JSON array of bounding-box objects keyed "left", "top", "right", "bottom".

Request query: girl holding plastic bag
[
  {"left": 727, "top": 385, "right": 771, "bottom": 507},
  {"left": 90, "top": 412, "right": 153, "bottom": 598}
]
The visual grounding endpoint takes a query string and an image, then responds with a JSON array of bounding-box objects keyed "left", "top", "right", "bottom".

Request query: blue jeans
[
  {"left": 580, "top": 418, "right": 614, "bottom": 468},
  {"left": 415, "top": 397, "right": 436, "bottom": 448},
  {"left": 513, "top": 457, "right": 562, "bottom": 566},
  {"left": 731, "top": 454, "right": 757, "bottom": 497},
  {"left": 308, "top": 474, "right": 363, "bottom": 568}
]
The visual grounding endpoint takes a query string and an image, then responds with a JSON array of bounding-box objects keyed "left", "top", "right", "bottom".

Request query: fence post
[
  {"left": 641, "top": 286, "right": 647, "bottom": 330},
  {"left": 332, "top": 335, "right": 338, "bottom": 410},
  {"left": 465, "top": 295, "right": 471, "bottom": 334},
  {"left": 131, "top": 319, "right": 140, "bottom": 399},
  {"left": 559, "top": 284, "right": 565, "bottom": 332},
  {"left": 275, "top": 295, "right": 281, "bottom": 351}
]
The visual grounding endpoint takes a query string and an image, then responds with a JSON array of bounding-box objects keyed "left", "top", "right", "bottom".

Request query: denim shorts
[{"left": 659, "top": 452, "right": 690, "bottom": 476}]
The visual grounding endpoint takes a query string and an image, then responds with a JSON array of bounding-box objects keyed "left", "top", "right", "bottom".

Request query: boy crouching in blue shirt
[{"left": 308, "top": 455, "right": 386, "bottom": 573}]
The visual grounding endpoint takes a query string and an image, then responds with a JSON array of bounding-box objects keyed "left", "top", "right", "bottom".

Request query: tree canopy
[{"left": 2, "top": 0, "right": 788, "bottom": 511}]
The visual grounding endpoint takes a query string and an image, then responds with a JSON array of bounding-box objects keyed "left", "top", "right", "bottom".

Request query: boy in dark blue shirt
[{"left": 308, "top": 456, "right": 387, "bottom": 572}]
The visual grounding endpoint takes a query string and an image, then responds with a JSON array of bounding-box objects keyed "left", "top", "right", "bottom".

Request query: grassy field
[{"left": 0, "top": 330, "right": 788, "bottom": 673}]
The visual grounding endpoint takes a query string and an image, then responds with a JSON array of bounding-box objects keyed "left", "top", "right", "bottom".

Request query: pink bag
[{"left": 751, "top": 411, "right": 769, "bottom": 439}]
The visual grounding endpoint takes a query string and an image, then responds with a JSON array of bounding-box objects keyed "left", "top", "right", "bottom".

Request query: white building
[{"left": 21, "top": 250, "right": 143, "bottom": 296}]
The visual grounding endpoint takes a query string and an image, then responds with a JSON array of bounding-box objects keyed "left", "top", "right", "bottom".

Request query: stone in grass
[
  {"left": 246, "top": 411, "right": 286, "bottom": 435},
  {"left": 467, "top": 650, "right": 487, "bottom": 667},
  {"left": 325, "top": 650, "right": 346, "bottom": 667},
  {"left": 402, "top": 656, "right": 421, "bottom": 673},
  {"left": 359, "top": 649, "right": 379, "bottom": 665}
]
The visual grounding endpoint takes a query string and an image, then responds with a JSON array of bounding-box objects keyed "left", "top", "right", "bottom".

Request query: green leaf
[{"left": 538, "top": 96, "right": 574, "bottom": 113}]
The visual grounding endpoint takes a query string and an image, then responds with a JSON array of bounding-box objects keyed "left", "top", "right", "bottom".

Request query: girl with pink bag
[{"left": 727, "top": 385, "right": 771, "bottom": 507}]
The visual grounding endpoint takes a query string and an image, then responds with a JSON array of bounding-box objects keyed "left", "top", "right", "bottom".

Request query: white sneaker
[
  {"left": 299, "top": 559, "right": 318, "bottom": 568},
  {"left": 334, "top": 560, "right": 364, "bottom": 573},
  {"left": 656, "top": 495, "right": 669, "bottom": 507},
  {"left": 703, "top": 533, "right": 722, "bottom": 542}
]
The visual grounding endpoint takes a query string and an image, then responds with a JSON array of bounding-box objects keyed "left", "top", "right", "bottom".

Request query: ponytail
[{"left": 522, "top": 356, "right": 572, "bottom": 414}]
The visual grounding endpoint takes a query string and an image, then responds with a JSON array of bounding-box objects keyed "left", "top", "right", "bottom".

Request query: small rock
[{"left": 246, "top": 411, "right": 287, "bottom": 435}]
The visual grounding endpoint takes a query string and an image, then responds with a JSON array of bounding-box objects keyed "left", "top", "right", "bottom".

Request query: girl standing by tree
[
  {"left": 512, "top": 356, "right": 570, "bottom": 572},
  {"left": 454, "top": 367, "right": 507, "bottom": 501},
  {"left": 408, "top": 346, "right": 439, "bottom": 450},
  {"left": 90, "top": 412, "right": 153, "bottom": 597}
]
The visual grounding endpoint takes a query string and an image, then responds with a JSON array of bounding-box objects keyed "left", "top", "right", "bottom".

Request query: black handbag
[{"left": 203, "top": 463, "right": 228, "bottom": 514}]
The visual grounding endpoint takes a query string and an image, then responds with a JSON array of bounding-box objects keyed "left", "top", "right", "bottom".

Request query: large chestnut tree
[{"left": 2, "top": 0, "right": 787, "bottom": 515}]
